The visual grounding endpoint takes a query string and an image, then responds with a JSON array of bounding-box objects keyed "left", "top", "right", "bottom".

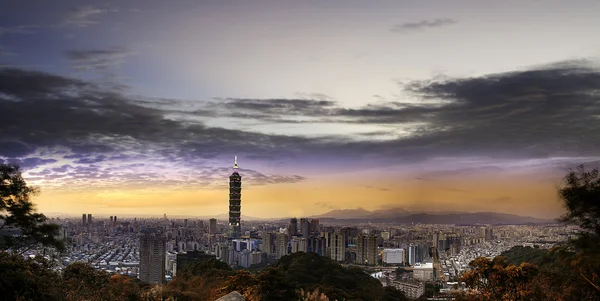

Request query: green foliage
[
  {"left": 501, "top": 246, "right": 550, "bottom": 266},
  {"left": 165, "top": 258, "right": 234, "bottom": 300},
  {"left": 0, "top": 252, "right": 64, "bottom": 301},
  {"left": 272, "top": 252, "right": 401, "bottom": 301},
  {"left": 0, "top": 164, "right": 64, "bottom": 252},
  {"left": 559, "top": 165, "right": 600, "bottom": 237},
  {"left": 0, "top": 253, "right": 143, "bottom": 301},
  {"left": 383, "top": 286, "right": 409, "bottom": 301},
  {"left": 460, "top": 256, "right": 539, "bottom": 301}
]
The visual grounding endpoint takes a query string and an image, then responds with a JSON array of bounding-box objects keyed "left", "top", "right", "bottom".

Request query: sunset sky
[{"left": 1, "top": 0, "right": 600, "bottom": 219}]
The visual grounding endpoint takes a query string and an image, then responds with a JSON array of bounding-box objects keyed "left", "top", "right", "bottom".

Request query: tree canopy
[{"left": 0, "top": 164, "right": 63, "bottom": 252}]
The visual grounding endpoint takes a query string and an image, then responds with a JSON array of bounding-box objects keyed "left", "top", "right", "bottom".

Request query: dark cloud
[
  {"left": 0, "top": 141, "right": 36, "bottom": 157},
  {"left": 400, "top": 60, "right": 600, "bottom": 159},
  {"left": 2, "top": 157, "right": 57, "bottom": 169},
  {"left": 66, "top": 49, "right": 133, "bottom": 71},
  {"left": 1, "top": 60, "right": 599, "bottom": 189},
  {"left": 74, "top": 156, "right": 106, "bottom": 164},
  {"left": 391, "top": 18, "right": 456, "bottom": 33}
]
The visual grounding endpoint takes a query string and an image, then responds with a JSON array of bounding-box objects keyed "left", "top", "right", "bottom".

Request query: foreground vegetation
[
  {"left": 457, "top": 166, "right": 600, "bottom": 301},
  {"left": 0, "top": 251, "right": 409, "bottom": 301}
]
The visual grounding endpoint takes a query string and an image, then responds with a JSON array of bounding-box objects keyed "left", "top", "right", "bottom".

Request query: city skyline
[{"left": 1, "top": 0, "right": 600, "bottom": 219}]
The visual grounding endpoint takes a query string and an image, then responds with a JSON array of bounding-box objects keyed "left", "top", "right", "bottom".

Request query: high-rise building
[
  {"left": 310, "top": 219, "right": 320, "bottom": 234},
  {"left": 328, "top": 232, "right": 345, "bottom": 262},
  {"left": 114, "top": 216, "right": 117, "bottom": 223},
  {"left": 228, "top": 156, "right": 242, "bottom": 238},
  {"left": 82, "top": 214, "right": 87, "bottom": 225},
  {"left": 110, "top": 216, "right": 113, "bottom": 224},
  {"left": 139, "top": 229, "right": 166, "bottom": 284},
  {"left": 261, "top": 232, "right": 275, "bottom": 255},
  {"left": 183, "top": 219, "right": 188, "bottom": 228},
  {"left": 288, "top": 218, "right": 298, "bottom": 236},
  {"left": 408, "top": 243, "right": 418, "bottom": 265},
  {"left": 87, "top": 214, "right": 92, "bottom": 224},
  {"left": 356, "top": 234, "right": 378, "bottom": 265},
  {"left": 291, "top": 237, "right": 308, "bottom": 253},
  {"left": 209, "top": 218, "right": 217, "bottom": 234},
  {"left": 300, "top": 218, "right": 311, "bottom": 237},
  {"left": 482, "top": 227, "right": 494, "bottom": 241},
  {"left": 275, "top": 233, "right": 289, "bottom": 259}
]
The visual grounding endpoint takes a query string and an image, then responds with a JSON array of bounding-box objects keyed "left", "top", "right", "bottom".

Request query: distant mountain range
[
  {"left": 46, "top": 208, "right": 557, "bottom": 225},
  {"left": 308, "top": 208, "right": 556, "bottom": 225}
]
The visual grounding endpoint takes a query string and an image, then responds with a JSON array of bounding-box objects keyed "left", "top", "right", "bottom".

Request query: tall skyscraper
[
  {"left": 356, "top": 234, "right": 378, "bottom": 265},
  {"left": 300, "top": 218, "right": 311, "bottom": 237},
  {"left": 82, "top": 214, "right": 86, "bottom": 225},
  {"left": 328, "top": 232, "right": 345, "bottom": 262},
  {"left": 139, "top": 229, "right": 166, "bottom": 284},
  {"left": 408, "top": 243, "right": 418, "bottom": 265},
  {"left": 209, "top": 218, "right": 217, "bottom": 234},
  {"left": 262, "top": 232, "right": 274, "bottom": 255},
  {"left": 87, "top": 214, "right": 92, "bottom": 224},
  {"left": 275, "top": 233, "right": 289, "bottom": 259},
  {"left": 288, "top": 218, "right": 298, "bottom": 236},
  {"left": 228, "top": 156, "right": 242, "bottom": 238}
]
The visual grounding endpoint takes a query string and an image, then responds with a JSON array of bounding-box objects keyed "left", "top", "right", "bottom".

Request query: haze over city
[{"left": 2, "top": 0, "right": 600, "bottom": 219}]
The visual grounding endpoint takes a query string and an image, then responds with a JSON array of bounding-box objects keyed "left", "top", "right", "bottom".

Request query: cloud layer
[
  {"left": 391, "top": 18, "right": 456, "bottom": 33},
  {"left": 1, "top": 59, "right": 599, "bottom": 192}
]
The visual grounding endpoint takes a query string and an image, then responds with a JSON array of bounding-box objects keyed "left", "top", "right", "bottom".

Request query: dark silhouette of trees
[
  {"left": 559, "top": 165, "right": 600, "bottom": 237},
  {"left": 0, "top": 252, "right": 64, "bottom": 301},
  {"left": 0, "top": 164, "right": 63, "bottom": 252}
]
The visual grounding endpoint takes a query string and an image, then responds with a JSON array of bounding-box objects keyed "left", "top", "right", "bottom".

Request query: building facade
[
  {"left": 139, "top": 230, "right": 166, "bottom": 284},
  {"left": 275, "top": 233, "right": 289, "bottom": 259},
  {"left": 328, "top": 232, "right": 345, "bottom": 262},
  {"left": 356, "top": 234, "right": 378, "bottom": 265},
  {"left": 209, "top": 218, "right": 217, "bottom": 234},
  {"left": 228, "top": 157, "right": 242, "bottom": 238},
  {"left": 383, "top": 248, "right": 405, "bottom": 264}
]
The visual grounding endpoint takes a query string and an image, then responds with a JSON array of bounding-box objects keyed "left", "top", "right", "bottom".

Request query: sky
[{"left": 1, "top": 0, "right": 600, "bottom": 219}]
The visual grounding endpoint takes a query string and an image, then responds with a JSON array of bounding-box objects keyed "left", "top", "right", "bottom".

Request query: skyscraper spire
[{"left": 233, "top": 156, "right": 239, "bottom": 170}]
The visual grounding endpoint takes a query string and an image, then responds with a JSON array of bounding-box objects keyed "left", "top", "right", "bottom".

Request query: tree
[
  {"left": 459, "top": 256, "right": 538, "bottom": 301},
  {"left": 62, "top": 262, "right": 111, "bottom": 301},
  {"left": 559, "top": 165, "right": 600, "bottom": 237},
  {"left": 0, "top": 164, "right": 63, "bottom": 252},
  {"left": 556, "top": 165, "right": 600, "bottom": 296},
  {"left": 0, "top": 251, "right": 65, "bottom": 301}
]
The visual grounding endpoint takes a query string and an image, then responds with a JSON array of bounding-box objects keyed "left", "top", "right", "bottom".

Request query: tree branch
[{"left": 580, "top": 271, "right": 600, "bottom": 292}]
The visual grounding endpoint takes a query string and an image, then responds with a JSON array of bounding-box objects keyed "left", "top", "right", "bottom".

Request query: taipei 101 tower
[{"left": 228, "top": 156, "right": 242, "bottom": 238}]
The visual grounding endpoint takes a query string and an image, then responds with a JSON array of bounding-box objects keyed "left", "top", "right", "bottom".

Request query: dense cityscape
[
  {"left": 2, "top": 1, "right": 600, "bottom": 300},
  {"left": 20, "top": 158, "right": 575, "bottom": 300}
]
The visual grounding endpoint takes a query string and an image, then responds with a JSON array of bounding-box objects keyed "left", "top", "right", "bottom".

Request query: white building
[
  {"left": 238, "top": 249, "right": 251, "bottom": 268},
  {"left": 413, "top": 262, "right": 434, "bottom": 281},
  {"left": 383, "top": 248, "right": 405, "bottom": 264}
]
